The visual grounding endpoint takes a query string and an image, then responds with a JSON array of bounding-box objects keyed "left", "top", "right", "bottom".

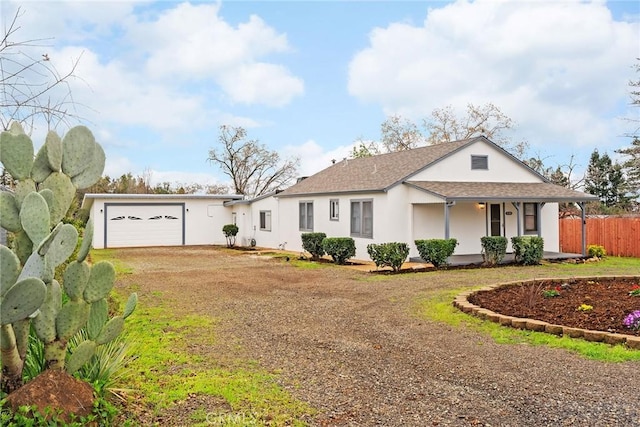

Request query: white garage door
[{"left": 105, "top": 204, "right": 184, "bottom": 248}]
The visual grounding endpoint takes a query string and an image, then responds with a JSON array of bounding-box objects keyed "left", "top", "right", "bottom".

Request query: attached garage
[{"left": 82, "top": 194, "right": 244, "bottom": 249}]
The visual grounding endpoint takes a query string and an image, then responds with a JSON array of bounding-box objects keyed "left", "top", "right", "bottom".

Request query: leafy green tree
[{"left": 350, "top": 137, "right": 380, "bottom": 158}]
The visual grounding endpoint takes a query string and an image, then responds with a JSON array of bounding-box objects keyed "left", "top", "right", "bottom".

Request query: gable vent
[{"left": 471, "top": 155, "right": 488, "bottom": 170}]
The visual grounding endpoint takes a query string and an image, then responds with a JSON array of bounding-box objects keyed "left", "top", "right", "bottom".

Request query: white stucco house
[{"left": 82, "top": 136, "right": 597, "bottom": 259}]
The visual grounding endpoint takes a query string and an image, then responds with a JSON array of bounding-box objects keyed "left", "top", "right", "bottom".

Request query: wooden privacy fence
[{"left": 559, "top": 216, "right": 640, "bottom": 258}]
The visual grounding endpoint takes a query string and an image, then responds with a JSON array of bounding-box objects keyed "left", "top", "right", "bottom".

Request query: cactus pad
[
  {"left": 38, "top": 188, "right": 55, "bottom": 225},
  {"left": 9, "top": 121, "right": 25, "bottom": 135},
  {"left": 87, "top": 299, "right": 108, "bottom": 340},
  {"left": 32, "top": 143, "right": 54, "bottom": 183},
  {"left": 63, "top": 260, "right": 90, "bottom": 301},
  {"left": 0, "top": 277, "right": 46, "bottom": 325},
  {"left": 123, "top": 293, "right": 138, "bottom": 319},
  {"left": 12, "top": 231, "right": 33, "bottom": 265},
  {"left": 61, "top": 126, "right": 95, "bottom": 177},
  {"left": 33, "top": 280, "right": 62, "bottom": 343},
  {"left": 66, "top": 339, "right": 97, "bottom": 374},
  {"left": 76, "top": 219, "right": 93, "bottom": 263},
  {"left": 45, "top": 131, "right": 63, "bottom": 172},
  {"left": 0, "top": 245, "right": 20, "bottom": 298},
  {"left": 71, "top": 142, "right": 105, "bottom": 189},
  {"left": 41, "top": 172, "right": 75, "bottom": 225},
  {"left": 0, "top": 131, "right": 34, "bottom": 180},
  {"left": 83, "top": 261, "right": 116, "bottom": 303},
  {"left": 0, "top": 191, "right": 21, "bottom": 232},
  {"left": 14, "top": 179, "right": 37, "bottom": 209},
  {"left": 56, "top": 300, "right": 90, "bottom": 341},
  {"left": 44, "top": 224, "right": 78, "bottom": 268},
  {"left": 20, "top": 192, "right": 51, "bottom": 247},
  {"left": 18, "top": 251, "right": 46, "bottom": 281},
  {"left": 95, "top": 316, "right": 124, "bottom": 345}
]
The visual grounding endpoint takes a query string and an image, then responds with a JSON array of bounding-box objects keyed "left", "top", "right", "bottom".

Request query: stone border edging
[{"left": 453, "top": 275, "right": 640, "bottom": 350}]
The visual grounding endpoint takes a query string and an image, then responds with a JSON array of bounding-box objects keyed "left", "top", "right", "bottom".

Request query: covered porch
[{"left": 405, "top": 181, "right": 599, "bottom": 257}]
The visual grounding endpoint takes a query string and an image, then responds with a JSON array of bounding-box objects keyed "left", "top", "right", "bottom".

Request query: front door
[{"left": 490, "top": 204, "right": 501, "bottom": 236}]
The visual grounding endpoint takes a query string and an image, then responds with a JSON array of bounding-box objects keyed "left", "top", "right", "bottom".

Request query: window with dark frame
[
  {"left": 259, "top": 210, "right": 271, "bottom": 231},
  {"left": 350, "top": 199, "right": 373, "bottom": 238},
  {"left": 524, "top": 202, "right": 538, "bottom": 232},
  {"left": 299, "top": 201, "right": 313, "bottom": 231},
  {"left": 471, "top": 155, "right": 488, "bottom": 170},
  {"left": 329, "top": 199, "right": 339, "bottom": 221}
]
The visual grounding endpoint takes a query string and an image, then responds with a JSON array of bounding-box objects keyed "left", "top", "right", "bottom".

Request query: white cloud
[
  {"left": 284, "top": 140, "right": 354, "bottom": 177},
  {"left": 348, "top": 0, "right": 639, "bottom": 151},
  {"left": 127, "top": 2, "right": 303, "bottom": 106}
]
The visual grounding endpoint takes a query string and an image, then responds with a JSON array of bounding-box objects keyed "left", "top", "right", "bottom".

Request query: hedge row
[{"left": 302, "top": 233, "right": 545, "bottom": 270}]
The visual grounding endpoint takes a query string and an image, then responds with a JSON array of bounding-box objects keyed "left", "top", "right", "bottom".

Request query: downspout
[{"left": 579, "top": 201, "right": 587, "bottom": 256}]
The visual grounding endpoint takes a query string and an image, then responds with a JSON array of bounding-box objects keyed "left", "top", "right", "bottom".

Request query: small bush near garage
[
  {"left": 322, "top": 237, "right": 356, "bottom": 264},
  {"left": 301, "top": 232, "right": 327, "bottom": 259},
  {"left": 414, "top": 238, "right": 458, "bottom": 268},
  {"left": 511, "top": 236, "right": 544, "bottom": 265},
  {"left": 480, "top": 236, "right": 508, "bottom": 266},
  {"left": 367, "top": 242, "right": 409, "bottom": 273},
  {"left": 222, "top": 224, "right": 239, "bottom": 247}
]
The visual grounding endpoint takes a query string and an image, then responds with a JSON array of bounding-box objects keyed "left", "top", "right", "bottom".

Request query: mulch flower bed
[{"left": 468, "top": 277, "right": 640, "bottom": 336}]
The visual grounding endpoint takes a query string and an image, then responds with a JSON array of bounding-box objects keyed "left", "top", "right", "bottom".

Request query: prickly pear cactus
[{"left": 0, "top": 123, "right": 137, "bottom": 392}]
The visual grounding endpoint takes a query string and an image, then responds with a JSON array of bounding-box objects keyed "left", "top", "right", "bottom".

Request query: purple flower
[{"left": 623, "top": 310, "right": 640, "bottom": 331}]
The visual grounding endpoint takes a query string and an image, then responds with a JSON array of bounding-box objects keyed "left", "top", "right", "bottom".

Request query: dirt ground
[{"left": 114, "top": 246, "right": 640, "bottom": 426}]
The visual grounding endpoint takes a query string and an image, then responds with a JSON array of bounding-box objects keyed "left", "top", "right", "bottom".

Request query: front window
[
  {"left": 329, "top": 199, "right": 339, "bottom": 221},
  {"left": 524, "top": 203, "right": 538, "bottom": 233},
  {"left": 259, "top": 210, "right": 271, "bottom": 231},
  {"left": 350, "top": 199, "right": 373, "bottom": 238},
  {"left": 299, "top": 201, "right": 313, "bottom": 231}
]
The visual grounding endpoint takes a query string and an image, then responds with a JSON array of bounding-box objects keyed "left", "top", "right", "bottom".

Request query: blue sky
[{"left": 3, "top": 0, "right": 640, "bottom": 190}]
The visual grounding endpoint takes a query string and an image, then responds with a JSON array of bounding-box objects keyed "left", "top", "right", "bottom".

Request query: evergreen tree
[
  {"left": 616, "top": 137, "right": 640, "bottom": 202},
  {"left": 584, "top": 149, "right": 630, "bottom": 209}
]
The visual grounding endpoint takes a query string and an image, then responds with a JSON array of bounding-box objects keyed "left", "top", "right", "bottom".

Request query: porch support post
[
  {"left": 537, "top": 202, "right": 545, "bottom": 237},
  {"left": 511, "top": 202, "right": 521, "bottom": 236},
  {"left": 579, "top": 201, "right": 587, "bottom": 256},
  {"left": 444, "top": 200, "right": 454, "bottom": 239}
]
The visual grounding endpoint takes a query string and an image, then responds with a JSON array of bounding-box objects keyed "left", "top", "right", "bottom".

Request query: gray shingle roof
[
  {"left": 405, "top": 181, "right": 598, "bottom": 202},
  {"left": 278, "top": 137, "right": 479, "bottom": 197}
]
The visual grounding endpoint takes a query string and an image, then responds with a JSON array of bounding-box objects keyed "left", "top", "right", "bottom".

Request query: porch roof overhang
[{"left": 404, "top": 181, "right": 599, "bottom": 203}]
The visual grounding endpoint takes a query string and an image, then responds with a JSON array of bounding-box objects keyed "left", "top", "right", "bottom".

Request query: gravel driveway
[{"left": 115, "top": 246, "right": 640, "bottom": 426}]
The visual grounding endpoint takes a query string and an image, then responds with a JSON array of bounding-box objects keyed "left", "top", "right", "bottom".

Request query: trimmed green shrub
[
  {"left": 222, "top": 224, "right": 239, "bottom": 247},
  {"left": 511, "top": 236, "right": 544, "bottom": 265},
  {"left": 367, "top": 242, "right": 409, "bottom": 273},
  {"left": 414, "top": 238, "right": 457, "bottom": 268},
  {"left": 587, "top": 244, "right": 606, "bottom": 258},
  {"left": 480, "top": 236, "right": 508, "bottom": 266},
  {"left": 322, "top": 237, "right": 355, "bottom": 264},
  {"left": 301, "top": 232, "right": 327, "bottom": 259}
]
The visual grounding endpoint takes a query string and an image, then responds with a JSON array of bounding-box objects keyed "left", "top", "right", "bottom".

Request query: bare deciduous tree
[
  {"left": 1, "top": 6, "right": 84, "bottom": 133},
  {"left": 208, "top": 125, "right": 299, "bottom": 198},
  {"left": 424, "top": 103, "right": 528, "bottom": 158},
  {"left": 380, "top": 114, "right": 424, "bottom": 152}
]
